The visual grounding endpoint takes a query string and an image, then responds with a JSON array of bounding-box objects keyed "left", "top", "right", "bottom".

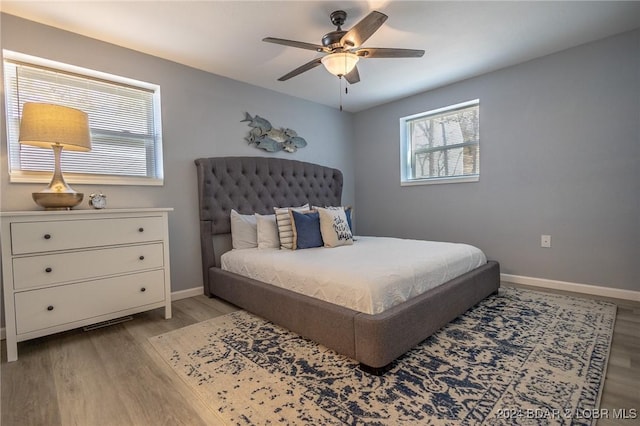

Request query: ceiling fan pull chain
[{"left": 339, "top": 76, "right": 343, "bottom": 111}]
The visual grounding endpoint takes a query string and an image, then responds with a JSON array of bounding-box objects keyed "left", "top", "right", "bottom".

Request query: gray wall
[
  {"left": 353, "top": 28, "right": 639, "bottom": 291},
  {"left": 0, "top": 14, "right": 355, "bottom": 302}
]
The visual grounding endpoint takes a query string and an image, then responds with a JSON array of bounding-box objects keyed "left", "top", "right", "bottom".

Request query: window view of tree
[{"left": 406, "top": 101, "right": 479, "bottom": 181}]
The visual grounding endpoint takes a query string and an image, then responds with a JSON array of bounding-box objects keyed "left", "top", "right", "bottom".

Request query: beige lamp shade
[
  {"left": 321, "top": 52, "right": 359, "bottom": 77},
  {"left": 19, "top": 103, "right": 91, "bottom": 151}
]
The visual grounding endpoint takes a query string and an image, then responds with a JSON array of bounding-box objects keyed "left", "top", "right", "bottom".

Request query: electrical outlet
[{"left": 541, "top": 235, "right": 551, "bottom": 248}]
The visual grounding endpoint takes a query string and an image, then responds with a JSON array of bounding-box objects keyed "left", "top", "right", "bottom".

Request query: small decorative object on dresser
[
  {"left": 0, "top": 208, "right": 173, "bottom": 361},
  {"left": 88, "top": 192, "right": 107, "bottom": 209}
]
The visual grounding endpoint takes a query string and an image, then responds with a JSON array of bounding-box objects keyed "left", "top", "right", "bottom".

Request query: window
[
  {"left": 400, "top": 99, "right": 479, "bottom": 185},
  {"left": 3, "top": 50, "right": 163, "bottom": 185}
]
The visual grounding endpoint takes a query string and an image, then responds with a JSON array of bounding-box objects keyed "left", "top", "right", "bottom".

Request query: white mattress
[
  {"left": 221, "top": 237, "right": 487, "bottom": 314},
  {"left": 220, "top": 236, "right": 487, "bottom": 315}
]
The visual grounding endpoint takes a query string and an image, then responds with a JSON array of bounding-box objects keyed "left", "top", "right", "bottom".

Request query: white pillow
[
  {"left": 274, "top": 204, "right": 310, "bottom": 249},
  {"left": 255, "top": 213, "right": 279, "bottom": 249},
  {"left": 230, "top": 209, "right": 257, "bottom": 249},
  {"left": 317, "top": 206, "right": 353, "bottom": 248}
]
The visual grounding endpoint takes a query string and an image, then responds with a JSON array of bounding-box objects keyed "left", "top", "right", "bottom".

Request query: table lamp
[{"left": 18, "top": 103, "right": 92, "bottom": 210}]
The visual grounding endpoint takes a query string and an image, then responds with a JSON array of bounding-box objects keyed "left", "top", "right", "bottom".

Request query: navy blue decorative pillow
[
  {"left": 290, "top": 210, "right": 323, "bottom": 249},
  {"left": 344, "top": 207, "right": 353, "bottom": 233}
]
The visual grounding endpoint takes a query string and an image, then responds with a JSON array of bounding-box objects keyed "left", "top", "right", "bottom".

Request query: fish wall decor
[{"left": 241, "top": 113, "right": 308, "bottom": 153}]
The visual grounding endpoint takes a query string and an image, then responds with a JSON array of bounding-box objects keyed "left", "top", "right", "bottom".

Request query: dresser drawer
[
  {"left": 10, "top": 216, "right": 165, "bottom": 254},
  {"left": 14, "top": 269, "right": 165, "bottom": 335},
  {"left": 12, "top": 243, "right": 164, "bottom": 290}
]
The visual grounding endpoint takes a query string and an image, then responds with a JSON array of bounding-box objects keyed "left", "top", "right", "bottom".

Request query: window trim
[
  {"left": 3, "top": 50, "right": 164, "bottom": 186},
  {"left": 8, "top": 170, "right": 163, "bottom": 186},
  {"left": 400, "top": 99, "right": 479, "bottom": 186}
]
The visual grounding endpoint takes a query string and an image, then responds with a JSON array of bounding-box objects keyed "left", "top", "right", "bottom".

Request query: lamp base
[
  {"left": 31, "top": 143, "right": 84, "bottom": 210},
  {"left": 32, "top": 192, "right": 84, "bottom": 210}
]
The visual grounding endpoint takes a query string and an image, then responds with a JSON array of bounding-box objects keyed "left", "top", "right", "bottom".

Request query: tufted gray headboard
[{"left": 195, "top": 156, "right": 343, "bottom": 295}]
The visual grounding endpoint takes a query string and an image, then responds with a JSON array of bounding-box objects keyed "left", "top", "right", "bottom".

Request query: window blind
[{"left": 3, "top": 52, "right": 163, "bottom": 184}]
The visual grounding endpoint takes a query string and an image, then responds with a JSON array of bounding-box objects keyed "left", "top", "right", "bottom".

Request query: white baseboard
[
  {"left": 501, "top": 273, "right": 640, "bottom": 302},
  {"left": 1, "top": 286, "right": 205, "bottom": 341},
  {"left": 171, "top": 286, "right": 204, "bottom": 301}
]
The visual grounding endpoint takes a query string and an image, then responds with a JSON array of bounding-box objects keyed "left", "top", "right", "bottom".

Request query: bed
[{"left": 195, "top": 156, "right": 500, "bottom": 374}]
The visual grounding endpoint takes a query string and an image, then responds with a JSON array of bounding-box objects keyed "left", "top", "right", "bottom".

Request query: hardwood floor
[
  {"left": 1, "top": 295, "right": 238, "bottom": 426},
  {"left": 2, "top": 284, "right": 638, "bottom": 425}
]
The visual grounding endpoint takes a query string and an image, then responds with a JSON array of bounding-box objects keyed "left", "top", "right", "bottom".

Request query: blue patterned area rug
[{"left": 149, "top": 287, "right": 616, "bottom": 425}]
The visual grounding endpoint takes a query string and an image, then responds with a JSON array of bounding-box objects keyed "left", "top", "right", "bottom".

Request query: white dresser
[{"left": 1, "top": 208, "right": 173, "bottom": 361}]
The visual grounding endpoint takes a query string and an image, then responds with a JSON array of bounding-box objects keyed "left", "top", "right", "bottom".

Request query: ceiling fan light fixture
[{"left": 321, "top": 52, "right": 359, "bottom": 77}]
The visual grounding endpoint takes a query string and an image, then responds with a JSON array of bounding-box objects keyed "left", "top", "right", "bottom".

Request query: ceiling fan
[{"left": 263, "top": 10, "right": 425, "bottom": 84}]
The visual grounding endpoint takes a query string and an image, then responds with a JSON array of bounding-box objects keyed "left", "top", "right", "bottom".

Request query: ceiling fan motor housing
[{"left": 322, "top": 30, "right": 347, "bottom": 50}]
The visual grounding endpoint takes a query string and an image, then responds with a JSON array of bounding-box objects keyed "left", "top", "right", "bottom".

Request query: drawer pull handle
[
  {"left": 139, "top": 255, "right": 145, "bottom": 260},
  {"left": 44, "top": 234, "right": 51, "bottom": 240},
  {"left": 47, "top": 305, "right": 54, "bottom": 311},
  {"left": 45, "top": 267, "right": 52, "bottom": 273},
  {"left": 140, "top": 287, "right": 146, "bottom": 292},
  {"left": 138, "top": 227, "right": 144, "bottom": 233}
]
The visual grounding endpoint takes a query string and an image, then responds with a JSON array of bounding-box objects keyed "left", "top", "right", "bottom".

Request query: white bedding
[{"left": 220, "top": 236, "right": 487, "bottom": 315}]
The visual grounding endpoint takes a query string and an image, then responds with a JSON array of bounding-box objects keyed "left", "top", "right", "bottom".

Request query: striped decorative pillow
[{"left": 274, "top": 204, "right": 309, "bottom": 249}]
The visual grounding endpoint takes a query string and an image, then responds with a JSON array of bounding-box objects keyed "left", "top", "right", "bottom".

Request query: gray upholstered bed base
[
  {"left": 209, "top": 261, "right": 499, "bottom": 370},
  {"left": 195, "top": 156, "right": 500, "bottom": 371}
]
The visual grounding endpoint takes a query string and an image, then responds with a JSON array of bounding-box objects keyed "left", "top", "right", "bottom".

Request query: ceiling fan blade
[
  {"left": 277, "top": 58, "right": 323, "bottom": 81},
  {"left": 344, "top": 66, "right": 360, "bottom": 84},
  {"left": 356, "top": 47, "right": 425, "bottom": 58},
  {"left": 263, "top": 37, "right": 324, "bottom": 52},
  {"left": 340, "top": 11, "right": 388, "bottom": 49}
]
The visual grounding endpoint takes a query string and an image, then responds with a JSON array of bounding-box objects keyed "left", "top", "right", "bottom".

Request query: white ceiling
[{"left": 2, "top": 1, "right": 640, "bottom": 112}]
